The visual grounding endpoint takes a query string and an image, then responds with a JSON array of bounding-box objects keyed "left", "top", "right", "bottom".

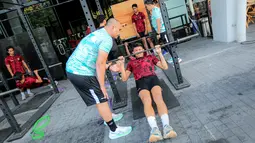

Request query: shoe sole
[
  {"left": 164, "top": 130, "right": 177, "bottom": 139},
  {"left": 149, "top": 135, "right": 163, "bottom": 142},
  {"left": 109, "top": 127, "right": 132, "bottom": 140}
]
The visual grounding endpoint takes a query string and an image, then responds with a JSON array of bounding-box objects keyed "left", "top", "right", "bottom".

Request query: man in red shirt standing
[
  {"left": 132, "top": 4, "right": 154, "bottom": 51},
  {"left": 5, "top": 46, "right": 34, "bottom": 99},
  {"left": 118, "top": 43, "right": 177, "bottom": 142}
]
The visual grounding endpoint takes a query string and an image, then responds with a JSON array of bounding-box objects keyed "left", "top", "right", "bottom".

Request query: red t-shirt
[
  {"left": 5, "top": 55, "right": 25, "bottom": 74},
  {"left": 126, "top": 54, "right": 159, "bottom": 80},
  {"left": 16, "top": 76, "right": 37, "bottom": 89},
  {"left": 132, "top": 12, "right": 146, "bottom": 33}
]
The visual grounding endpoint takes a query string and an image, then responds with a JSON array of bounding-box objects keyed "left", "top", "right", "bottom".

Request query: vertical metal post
[
  {"left": 0, "top": 72, "right": 19, "bottom": 106},
  {"left": 16, "top": 8, "right": 59, "bottom": 94},
  {"left": 158, "top": 0, "right": 174, "bottom": 41},
  {"left": 106, "top": 70, "right": 121, "bottom": 102},
  {"left": 0, "top": 97, "right": 21, "bottom": 133},
  {"left": 0, "top": 21, "right": 9, "bottom": 37},
  {"left": 159, "top": 0, "right": 189, "bottom": 89},
  {"left": 95, "top": 0, "right": 103, "bottom": 15},
  {"left": 79, "top": 0, "right": 96, "bottom": 32}
]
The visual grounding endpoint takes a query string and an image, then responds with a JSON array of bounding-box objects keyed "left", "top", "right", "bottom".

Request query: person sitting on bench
[
  {"left": 117, "top": 43, "right": 177, "bottom": 142},
  {"left": 14, "top": 70, "right": 49, "bottom": 100}
]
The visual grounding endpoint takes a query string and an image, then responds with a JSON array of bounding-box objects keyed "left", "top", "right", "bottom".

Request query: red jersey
[
  {"left": 126, "top": 54, "right": 159, "bottom": 80},
  {"left": 5, "top": 55, "right": 25, "bottom": 74},
  {"left": 16, "top": 76, "right": 37, "bottom": 89},
  {"left": 132, "top": 12, "right": 146, "bottom": 33}
]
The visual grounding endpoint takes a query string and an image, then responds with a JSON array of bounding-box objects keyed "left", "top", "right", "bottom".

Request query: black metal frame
[
  {"left": 159, "top": 0, "right": 191, "bottom": 90},
  {"left": 79, "top": 0, "right": 96, "bottom": 31},
  {"left": 0, "top": 72, "right": 19, "bottom": 106}
]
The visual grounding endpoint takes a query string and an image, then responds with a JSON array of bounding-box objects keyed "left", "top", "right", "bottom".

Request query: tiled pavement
[{"left": 4, "top": 26, "right": 255, "bottom": 143}]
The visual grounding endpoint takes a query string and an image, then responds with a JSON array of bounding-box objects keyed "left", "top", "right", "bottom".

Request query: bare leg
[
  {"left": 147, "top": 38, "right": 155, "bottom": 48},
  {"left": 96, "top": 102, "right": 113, "bottom": 122},
  {"left": 142, "top": 37, "right": 149, "bottom": 50},
  {"left": 151, "top": 86, "right": 168, "bottom": 116},
  {"left": 139, "top": 90, "right": 155, "bottom": 117}
]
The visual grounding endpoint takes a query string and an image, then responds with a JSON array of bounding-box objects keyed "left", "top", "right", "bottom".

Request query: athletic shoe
[
  {"left": 149, "top": 127, "right": 163, "bottom": 142},
  {"left": 27, "top": 92, "right": 34, "bottom": 97},
  {"left": 21, "top": 94, "right": 26, "bottom": 100},
  {"left": 163, "top": 125, "right": 177, "bottom": 139},
  {"left": 162, "top": 50, "right": 167, "bottom": 55},
  {"left": 104, "top": 113, "right": 124, "bottom": 125},
  {"left": 109, "top": 126, "right": 132, "bottom": 139}
]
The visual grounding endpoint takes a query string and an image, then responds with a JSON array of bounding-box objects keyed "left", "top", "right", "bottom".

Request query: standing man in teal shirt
[
  {"left": 66, "top": 18, "right": 132, "bottom": 140},
  {"left": 145, "top": 0, "right": 182, "bottom": 63}
]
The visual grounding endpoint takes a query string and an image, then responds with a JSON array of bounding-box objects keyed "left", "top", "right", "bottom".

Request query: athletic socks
[
  {"left": 21, "top": 92, "right": 26, "bottom": 100},
  {"left": 161, "top": 114, "right": 170, "bottom": 127},
  {"left": 147, "top": 116, "right": 158, "bottom": 129},
  {"left": 27, "top": 89, "right": 32, "bottom": 94},
  {"left": 106, "top": 119, "right": 117, "bottom": 132}
]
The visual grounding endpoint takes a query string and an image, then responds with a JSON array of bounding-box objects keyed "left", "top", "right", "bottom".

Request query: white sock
[
  {"left": 27, "top": 89, "right": 32, "bottom": 94},
  {"left": 147, "top": 116, "right": 158, "bottom": 129},
  {"left": 161, "top": 114, "right": 170, "bottom": 127},
  {"left": 21, "top": 92, "right": 26, "bottom": 98}
]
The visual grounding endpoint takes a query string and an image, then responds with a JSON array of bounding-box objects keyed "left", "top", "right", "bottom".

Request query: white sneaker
[
  {"left": 27, "top": 92, "right": 34, "bottom": 97},
  {"left": 109, "top": 126, "right": 132, "bottom": 140},
  {"left": 21, "top": 94, "right": 26, "bottom": 100},
  {"left": 104, "top": 113, "right": 124, "bottom": 125}
]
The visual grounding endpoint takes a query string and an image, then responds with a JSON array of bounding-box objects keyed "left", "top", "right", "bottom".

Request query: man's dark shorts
[
  {"left": 135, "top": 75, "right": 161, "bottom": 94},
  {"left": 138, "top": 31, "right": 147, "bottom": 38},
  {"left": 67, "top": 72, "right": 108, "bottom": 106}
]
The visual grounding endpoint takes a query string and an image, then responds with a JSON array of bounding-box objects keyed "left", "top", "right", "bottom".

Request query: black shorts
[
  {"left": 138, "top": 31, "right": 146, "bottom": 38},
  {"left": 135, "top": 75, "right": 161, "bottom": 93},
  {"left": 67, "top": 72, "right": 108, "bottom": 106}
]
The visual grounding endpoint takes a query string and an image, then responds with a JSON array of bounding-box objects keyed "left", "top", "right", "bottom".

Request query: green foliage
[{"left": 24, "top": 0, "right": 57, "bottom": 28}]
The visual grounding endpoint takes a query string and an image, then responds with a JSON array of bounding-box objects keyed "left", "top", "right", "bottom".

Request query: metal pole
[
  {"left": 159, "top": 0, "right": 187, "bottom": 87},
  {"left": 16, "top": 8, "right": 59, "bottom": 94},
  {"left": 106, "top": 70, "right": 121, "bottom": 102},
  {"left": 0, "top": 97, "right": 21, "bottom": 133},
  {"left": 0, "top": 22, "right": 7, "bottom": 37},
  {"left": 95, "top": 0, "right": 103, "bottom": 15},
  {"left": 0, "top": 20, "right": 9, "bottom": 37},
  {"left": 79, "top": 0, "right": 96, "bottom": 32},
  {"left": 0, "top": 72, "right": 19, "bottom": 106}
]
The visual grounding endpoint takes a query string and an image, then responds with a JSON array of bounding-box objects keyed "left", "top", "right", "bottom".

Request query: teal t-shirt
[
  {"left": 66, "top": 28, "right": 113, "bottom": 76},
  {"left": 151, "top": 7, "right": 166, "bottom": 33}
]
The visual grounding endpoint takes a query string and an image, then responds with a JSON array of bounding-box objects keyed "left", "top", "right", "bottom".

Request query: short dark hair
[
  {"left": 144, "top": 0, "right": 154, "bottom": 5},
  {"left": 14, "top": 72, "right": 23, "bottom": 81},
  {"left": 132, "top": 4, "right": 138, "bottom": 8},
  {"left": 97, "top": 15, "right": 106, "bottom": 24},
  {"left": 6, "top": 46, "right": 14, "bottom": 56},
  {"left": 131, "top": 42, "right": 143, "bottom": 52}
]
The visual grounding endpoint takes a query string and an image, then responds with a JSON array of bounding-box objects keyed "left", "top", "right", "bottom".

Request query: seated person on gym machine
[
  {"left": 14, "top": 70, "right": 50, "bottom": 100},
  {"left": 117, "top": 43, "right": 177, "bottom": 142}
]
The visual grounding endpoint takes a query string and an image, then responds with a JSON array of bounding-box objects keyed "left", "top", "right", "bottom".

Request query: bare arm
[
  {"left": 144, "top": 19, "right": 147, "bottom": 33},
  {"left": 156, "top": 18, "right": 161, "bottom": 34},
  {"left": 156, "top": 53, "right": 168, "bottom": 70},
  {"left": 133, "top": 23, "right": 138, "bottom": 35},
  {"left": 124, "top": 43, "right": 131, "bottom": 56},
  {"left": 96, "top": 50, "right": 108, "bottom": 89},
  {"left": 33, "top": 70, "right": 43, "bottom": 83},
  {"left": 6, "top": 65, "right": 14, "bottom": 77},
  {"left": 120, "top": 66, "right": 132, "bottom": 82},
  {"left": 22, "top": 60, "right": 31, "bottom": 72}
]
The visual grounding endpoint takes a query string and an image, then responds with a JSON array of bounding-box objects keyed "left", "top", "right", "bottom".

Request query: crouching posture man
[{"left": 118, "top": 43, "right": 177, "bottom": 142}]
